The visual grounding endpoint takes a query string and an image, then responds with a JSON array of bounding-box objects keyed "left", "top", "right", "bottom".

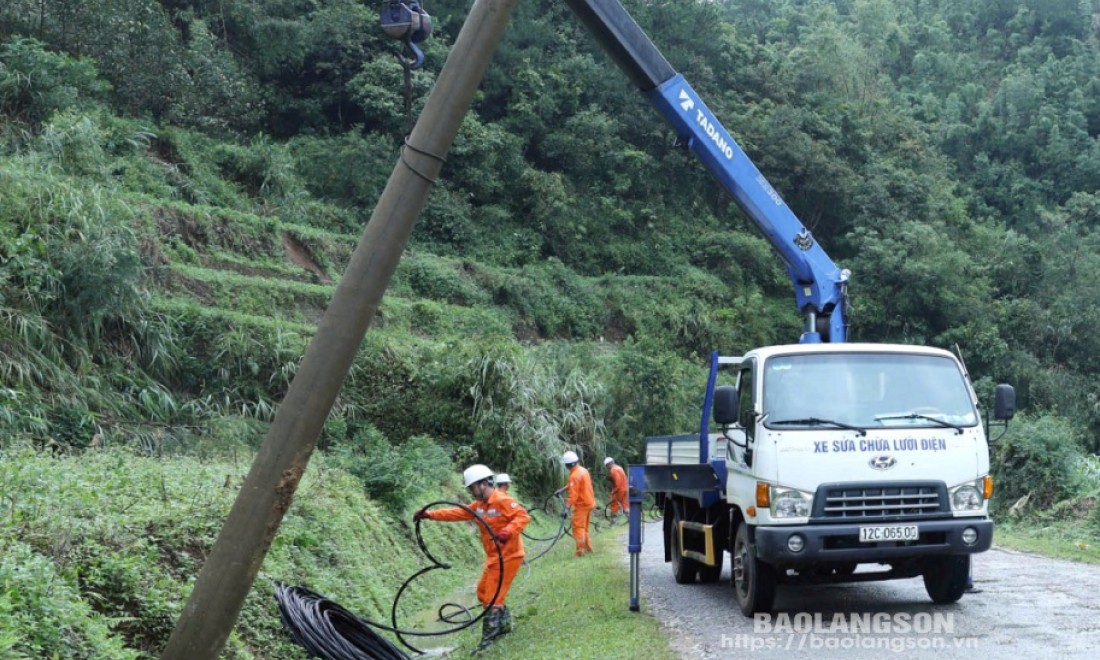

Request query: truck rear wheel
[
  {"left": 923, "top": 555, "right": 969, "bottom": 604},
  {"left": 732, "top": 524, "right": 775, "bottom": 616},
  {"left": 669, "top": 515, "right": 700, "bottom": 584}
]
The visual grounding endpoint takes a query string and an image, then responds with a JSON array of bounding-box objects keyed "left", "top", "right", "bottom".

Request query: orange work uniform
[
  {"left": 608, "top": 463, "right": 629, "bottom": 513},
  {"left": 565, "top": 464, "right": 596, "bottom": 555},
  {"left": 426, "top": 489, "right": 530, "bottom": 607}
]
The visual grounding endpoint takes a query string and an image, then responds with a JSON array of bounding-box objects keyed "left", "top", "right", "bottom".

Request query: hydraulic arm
[{"left": 563, "top": 0, "right": 849, "bottom": 343}]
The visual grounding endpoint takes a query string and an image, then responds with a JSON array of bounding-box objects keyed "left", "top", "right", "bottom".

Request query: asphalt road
[{"left": 626, "top": 522, "right": 1100, "bottom": 659}]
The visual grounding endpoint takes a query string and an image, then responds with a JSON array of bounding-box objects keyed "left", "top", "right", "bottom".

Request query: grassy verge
[
  {"left": 457, "top": 525, "right": 677, "bottom": 660},
  {"left": 994, "top": 520, "right": 1100, "bottom": 565}
]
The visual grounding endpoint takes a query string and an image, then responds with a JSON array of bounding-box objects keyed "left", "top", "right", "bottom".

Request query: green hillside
[{"left": 3, "top": 0, "right": 1100, "bottom": 656}]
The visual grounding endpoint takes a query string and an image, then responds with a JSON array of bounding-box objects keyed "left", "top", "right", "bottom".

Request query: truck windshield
[{"left": 762, "top": 353, "right": 978, "bottom": 430}]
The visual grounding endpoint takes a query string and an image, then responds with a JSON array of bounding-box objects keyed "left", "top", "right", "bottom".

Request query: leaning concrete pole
[{"left": 160, "top": 1, "right": 519, "bottom": 656}]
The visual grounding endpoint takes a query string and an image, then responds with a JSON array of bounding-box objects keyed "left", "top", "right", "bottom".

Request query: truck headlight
[
  {"left": 771, "top": 488, "right": 812, "bottom": 518},
  {"left": 950, "top": 482, "right": 983, "bottom": 511}
]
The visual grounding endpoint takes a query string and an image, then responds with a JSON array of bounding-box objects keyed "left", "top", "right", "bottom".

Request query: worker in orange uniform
[
  {"left": 605, "top": 457, "right": 630, "bottom": 519},
  {"left": 414, "top": 464, "right": 529, "bottom": 651},
  {"left": 561, "top": 450, "right": 595, "bottom": 556}
]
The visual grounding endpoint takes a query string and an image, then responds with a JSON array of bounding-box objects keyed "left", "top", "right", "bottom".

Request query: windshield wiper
[
  {"left": 770, "top": 417, "right": 867, "bottom": 436},
  {"left": 875, "top": 413, "right": 964, "bottom": 434}
]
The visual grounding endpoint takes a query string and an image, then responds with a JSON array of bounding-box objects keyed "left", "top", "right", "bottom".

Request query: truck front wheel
[
  {"left": 923, "top": 555, "right": 969, "bottom": 604},
  {"left": 732, "top": 524, "right": 776, "bottom": 616}
]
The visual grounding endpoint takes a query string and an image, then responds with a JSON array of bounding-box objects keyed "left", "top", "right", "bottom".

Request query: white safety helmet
[
  {"left": 494, "top": 473, "right": 512, "bottom": 486},
  {"left": 562, "top": 450, "right": 579, "bottom": 465},
  {"left": 462, "top": 464, "right": 494, "bottom": 488},
  {"left": 604, "top": 457, "right": 615, "bottom": 466}
]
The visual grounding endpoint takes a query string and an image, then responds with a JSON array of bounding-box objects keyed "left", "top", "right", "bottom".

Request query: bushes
[
  {"left": 492, "top": 260, "right": 605, "bottom": 339},
  {"left": 398, "top": 254, "right": 491, "bottom": 307},
  {"left": 0, "top": 37, "right": 108, "bottom": 130},
  {"left": 288, "top": 132, "right": 396, "bottom": 215},
  {"left": 1, "top": 2, "right": 260, "bottom": 131},
  {"left": 326, "top": 427, "right": 455, "bottom": 509},
  {"left": 598, "top": 337, "right": 700, "bottom": 463},
  {"left": 0, "top": 540, "right": 138, "bottom": 659},
  {"left": 991, "top": 413, "right": 1090, "bottom": 514}
]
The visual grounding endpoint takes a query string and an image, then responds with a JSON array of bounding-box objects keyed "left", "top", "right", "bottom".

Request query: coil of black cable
[{"left": 276, "top": 583, "right": 409, "bottom": 660}]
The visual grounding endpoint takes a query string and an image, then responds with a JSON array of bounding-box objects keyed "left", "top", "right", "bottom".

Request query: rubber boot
[
  {"left": 499, "top": 606, "right": 513, "bottom": 634},
  {"left": 474, "top": 608, "right": 503, "bottom": 653}
]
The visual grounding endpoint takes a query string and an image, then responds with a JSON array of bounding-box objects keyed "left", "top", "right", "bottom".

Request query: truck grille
[{"left": 814, "top": 482, "right": 948, "bottom": 520}]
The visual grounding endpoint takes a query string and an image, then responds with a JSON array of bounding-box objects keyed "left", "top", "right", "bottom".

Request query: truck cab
[{"left": 714, "top": 343, "right": 1004, "bottom": 613}]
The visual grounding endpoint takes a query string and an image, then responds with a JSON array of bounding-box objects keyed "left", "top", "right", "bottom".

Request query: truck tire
[
  {"left": 923, "top": 555, "right": 969, "bottom": 604},
  {"left": 698, "top": 550, "right": 724, "bottom": 583},
  {"left": 669, "top": 516, "right": 700, "bottom": 584},
  {"left": 732, "top": 524, "right": 776, "bottom": 616}
]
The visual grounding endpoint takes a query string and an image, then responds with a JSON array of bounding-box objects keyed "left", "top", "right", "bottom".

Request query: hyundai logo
[{"left": 869, "top": 455, "right": 897, "bottom": 470}]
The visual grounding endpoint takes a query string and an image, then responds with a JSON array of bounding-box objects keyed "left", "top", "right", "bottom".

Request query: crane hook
[{"left": 380, "top": 0, "right": 433, "bottom": 69}]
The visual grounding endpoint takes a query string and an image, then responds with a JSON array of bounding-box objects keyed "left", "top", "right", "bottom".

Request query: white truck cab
[{"left": 642, "top": 343, "right": 1015, "bottom": 615}]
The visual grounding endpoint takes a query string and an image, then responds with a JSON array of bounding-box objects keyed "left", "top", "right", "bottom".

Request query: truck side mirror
[
  {"left": 713, "top": 385, "right": 739, "bottom": 425},
  {"left": 993, "top": 384, "right": 1016, "bottom": 421}
]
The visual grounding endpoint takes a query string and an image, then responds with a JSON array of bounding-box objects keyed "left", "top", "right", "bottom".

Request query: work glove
[
  {"left": 495, "top": 529, "right": 511, "bottom": 543},
  {"left": 413, "top": 508, "right": 429, "bottom": 522}
]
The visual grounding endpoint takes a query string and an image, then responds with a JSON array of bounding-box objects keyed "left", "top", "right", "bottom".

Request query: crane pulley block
[{"left": 381, "top": 0, "right": 433, "bottom": 69}]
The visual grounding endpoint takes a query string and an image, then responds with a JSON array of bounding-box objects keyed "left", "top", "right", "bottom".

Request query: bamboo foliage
[{"left": 468, "top": 347, "right": 607, "bottom": 495}]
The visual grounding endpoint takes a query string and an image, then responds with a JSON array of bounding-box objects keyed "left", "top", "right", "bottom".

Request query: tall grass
[{"left": 469, "top": 345, "right": 608, "bottom": 496}]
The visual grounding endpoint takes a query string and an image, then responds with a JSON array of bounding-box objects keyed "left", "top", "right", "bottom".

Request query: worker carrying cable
[
  {"left": 561, "top": 451, "right": 595, "bottom": 557},
  {"left": 414, "top": 464, "right": 529, "bottom": 651},
  {"left": 604, "top": 457, "right": 629, "bottom": 519}
]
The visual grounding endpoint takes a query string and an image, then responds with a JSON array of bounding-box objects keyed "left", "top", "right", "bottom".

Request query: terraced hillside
[
  {"left": 130, "top": 189, "right": 780, "bottom": 393},
  {"left": 109, "top": 172, "right": 783, "bottom": 486}
]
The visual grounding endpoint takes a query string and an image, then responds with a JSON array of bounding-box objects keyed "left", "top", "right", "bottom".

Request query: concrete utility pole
[{"left": 160, "top": 0, "right": 520, "bottom": 656}]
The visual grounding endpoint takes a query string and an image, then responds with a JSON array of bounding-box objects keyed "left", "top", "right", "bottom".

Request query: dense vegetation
[{"left": 2, "top": 0, "right": 1100, "bottom": 656}]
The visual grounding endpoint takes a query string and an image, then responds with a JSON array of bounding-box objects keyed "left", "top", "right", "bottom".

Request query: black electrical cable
[
  {"left": 275, "top": 500, "right": 503, "bottom": 659},
  {"left": 520, "top": 491, "right": 568, "bottom": 542},
  {"left": 517, "top": 491, "right": 573, "bottom": 564},
  {"left": 275, "top": 584, "right": 408, "bottom": 660},
  {"left": 435, "top": 601, "right": 476, "bottom": 625}
]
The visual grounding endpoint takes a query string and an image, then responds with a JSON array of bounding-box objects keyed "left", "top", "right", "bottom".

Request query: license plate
[{"left": 859, "top": 524, "right": 918, "bottom": 542}]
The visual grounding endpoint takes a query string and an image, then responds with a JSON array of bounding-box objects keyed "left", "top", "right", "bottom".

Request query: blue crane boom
[{"left": 563, "top": 0, "right": 849, "bottom": 343}]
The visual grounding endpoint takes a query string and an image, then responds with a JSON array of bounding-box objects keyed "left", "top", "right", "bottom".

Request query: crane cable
[{"left": 378, "top": 0, "right": 433, "bottom": 132}]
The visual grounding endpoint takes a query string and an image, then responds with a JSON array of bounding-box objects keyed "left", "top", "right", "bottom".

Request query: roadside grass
[
  {"left": 466, "top": 526, "right": 677, "bottom": 660},
  {"left": 994, "top": 521, "right": 1100, "bottom": 565}
]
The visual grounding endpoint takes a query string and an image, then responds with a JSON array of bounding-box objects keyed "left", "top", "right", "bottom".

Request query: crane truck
[{"left": 557, "top": 0, "right": 1017, "bottom": 615}]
